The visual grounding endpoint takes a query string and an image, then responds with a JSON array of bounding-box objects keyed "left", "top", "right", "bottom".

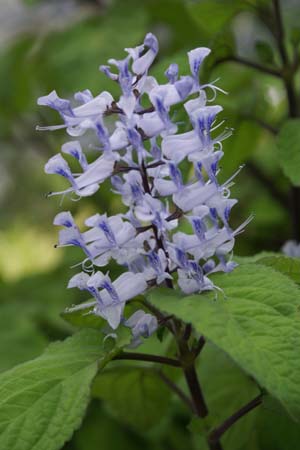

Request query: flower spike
[{"left": 38, "top": 33, "right": 247, "bottom": 345}]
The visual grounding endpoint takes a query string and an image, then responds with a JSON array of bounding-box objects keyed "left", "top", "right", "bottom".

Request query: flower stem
[
  {"left": 183, "top": 363, "right": 208, "bottom": 418},
  {"left": 114, "top": 351, "right": 181, "bottom": 367},
  {"left": 140, "top": 159, "right": 174, "bottom": 288},
  {"left": 174, "top": 325, "right": 224, "bottom": 450}
]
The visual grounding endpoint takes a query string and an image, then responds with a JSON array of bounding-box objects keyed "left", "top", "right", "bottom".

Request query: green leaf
[
  {"left": 236, "top": 253, "right": 300, "bottom": 284},
  {"left": 276, "top": 119, "right": 300, "bottom": 186},
  {"left": 0, "top": 329, "right": 126, "bottom": 450},
  {"left": 148, "top": 264, "right": 300, "bottom": 421},
  {"left": 92, "top": 366, "right": 171, "bottom": 431},
  {"left": 234, "top": 251, "right": 279, "bottom": 264},
  {"left": 255, "top": 255, "right": 300, "bottom": 284}
]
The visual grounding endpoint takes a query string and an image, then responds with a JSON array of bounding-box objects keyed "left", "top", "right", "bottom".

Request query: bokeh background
[{"left": 1, "top": 0, "right": 300, "bottom": 449}]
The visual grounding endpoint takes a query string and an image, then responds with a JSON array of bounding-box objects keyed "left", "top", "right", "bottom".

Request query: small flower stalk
[{"left": 38, "top": 33, "right": 248, "bottom": 344}]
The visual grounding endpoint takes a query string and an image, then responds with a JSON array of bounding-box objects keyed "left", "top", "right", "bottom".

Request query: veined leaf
[
  {"left": 0, "top": 329, "right": 127, "bottom": 450},
  {"left": 236, "top": 253, "right": 300, "bottom": 284},
  {"left": 234, "top": 252, "right": 278, "bottom": 264},
  {"left": 255, "top": 255, "right": 300, "bottom": 284},
  {"left": 148, "top": 264, "right": 300, "bottom": 421}
]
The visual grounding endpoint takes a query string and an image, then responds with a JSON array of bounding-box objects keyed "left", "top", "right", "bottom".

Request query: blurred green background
[{"left": 0, "top": 0, "right": 300, "bottom": 449}]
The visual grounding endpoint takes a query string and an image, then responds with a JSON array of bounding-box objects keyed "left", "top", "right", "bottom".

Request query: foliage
[
  {"left": 0, "top": 329, "right": 128, "bottom": 450},
  {"left": 148, "top": 264, "right": 300, "bottom": 421}
]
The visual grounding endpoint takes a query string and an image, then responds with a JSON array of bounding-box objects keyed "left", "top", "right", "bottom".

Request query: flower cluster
[{"left": 38, "top": 33, "right": 249, "bottom": 343}]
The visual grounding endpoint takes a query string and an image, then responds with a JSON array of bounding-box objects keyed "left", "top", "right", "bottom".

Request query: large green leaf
[
  {"left": 0, "top": 329, "right": 125, "bottom": 450},
  {"left": 92, "top": 366, "right": 171, "bottom": 431},
  {"left": 236, "top": 253, "right": 300, "bottom": 284},
  {"left": 276, "top": 119, "right": 300, "bottom": 186},
  {"left": 234, "top": 252, "right": 279, "bottom": 264},
  {"left": 148, "top": 264, "right": 300, "bottom": 421}
]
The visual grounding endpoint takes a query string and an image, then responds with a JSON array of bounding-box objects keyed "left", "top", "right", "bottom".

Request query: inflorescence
[{"left": 37, "top": 33, "right": 249, "bottom": 345}]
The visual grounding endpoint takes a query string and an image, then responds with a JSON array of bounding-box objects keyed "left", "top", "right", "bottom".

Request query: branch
[
  {"left": 146, "top": 160, "right": 165, "bottom": 169},
  {"left": 209, "top": 394, "right": 263, "bottom": 445},
  {"left": 175, "top": 325, "right": 223, "bottom": 449},
  {"left": 183, "top": 363, "right": 208, "bottom": 418},
  {"left": 183, "top": 323, "right": 192, "bottom": 341},
  {"left": 214, "top": 56, "right": 281, "bottom": 78},
  {"left": 176, "top": 336, "right": 209, "bottom": 418},
  {"left": 114, "top": 351, "right": 181, "bottom": 367}
]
